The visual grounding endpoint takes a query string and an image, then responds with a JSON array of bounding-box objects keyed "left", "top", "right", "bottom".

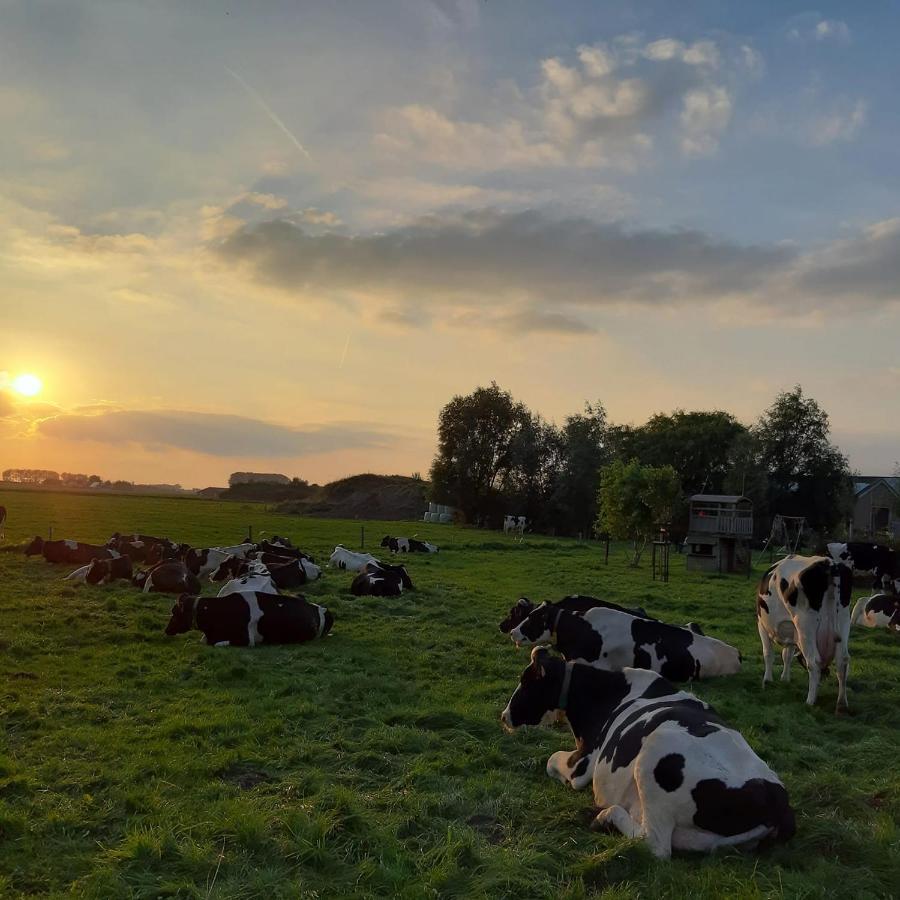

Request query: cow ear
[
  {"left": 517, "top": 597, "right": 530, "bottom": 607},
  {"left": 530, "top": 645, "right": 550, "bottom": 675}
]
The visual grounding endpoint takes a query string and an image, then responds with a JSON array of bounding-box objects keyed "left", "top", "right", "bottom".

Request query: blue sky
[{"left": 1, "top": 0, "right": 898, "bottom": 484}]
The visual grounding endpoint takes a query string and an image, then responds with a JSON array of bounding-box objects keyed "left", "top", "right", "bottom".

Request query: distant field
[{"left": 1, "top": 488, "right": 898, "bottom": 899}]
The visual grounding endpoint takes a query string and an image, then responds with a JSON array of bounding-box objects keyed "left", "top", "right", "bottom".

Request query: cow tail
[{"left": 850, "top": 598, "right": 864, "bottom": 626}]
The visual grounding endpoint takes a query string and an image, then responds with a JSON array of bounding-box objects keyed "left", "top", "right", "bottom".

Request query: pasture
[{"left": 1, "top": 489, "right": 898, "bottom": 899}]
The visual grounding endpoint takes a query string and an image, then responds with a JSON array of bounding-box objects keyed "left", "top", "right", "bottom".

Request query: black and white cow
[
  {"left": 72, "top": 555, "right": 133, "bottom": 584},
  {"left": 209, "top": 553, "right": 320, "bottom": 584},
  {"left": 329, "top": 545, "right": 379, "bottom": 572},
  {"left": 350, "top": 562, "right": 414, "bottom": 597},
  {"left": 25, "top": 536, "right": 116, "bottom": 565},
  {"left": 183, "top": 544, "right": 256, "bottom": 577},
  {"left": 254, "top": 540, "right": 315, "bottom": 560},
  {"left": 509, "top": 602, "right": 741, "bottom": 680},
  {"left": 215, "top": 572, "right": 278, "bottom": 596},
  {"left": 133, "top": 561, "right": 202, "bottom": 595},
  {"left": 380, "top": 536, "right": 438, "bottom": 554},
  {"left": 500, "top": 648, "right": 795, "bottom": 858},
  {"left": 756, "top": 555, "right": 852, "bottom": 712},
  {"left": 499, "top": 596, "right": 652, "bottom": 634},
  {"left": 850, "top": 593, "right": 900, "bottom": 632},
  {"left": 827, "top": 541, "right": 899, "bottom": 592},
  {"left": 164, "top": 592, "right": 333, "bottom": 647}
]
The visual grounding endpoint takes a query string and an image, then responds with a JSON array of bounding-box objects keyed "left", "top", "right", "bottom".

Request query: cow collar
[
  {"left": 558, "top": 662, "right": 574, "bottom": 711},
  {"left": 191, "top": 597, "right": 202, "bottom": 630},
  {"left": 549, "top": 606, "right": 563, "bottom": 637}
]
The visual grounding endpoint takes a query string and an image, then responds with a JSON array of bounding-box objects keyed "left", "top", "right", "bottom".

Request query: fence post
[
  {"left": 360, "top": 526, "right": 365, "bottom": 549},
  {"left": 248, "top": 524, "right": 253, "bottom": 542}
]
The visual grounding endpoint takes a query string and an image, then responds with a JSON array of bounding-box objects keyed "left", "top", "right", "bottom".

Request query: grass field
[{"left": 1, "top": 488, "right": 898, "bottom": 899}]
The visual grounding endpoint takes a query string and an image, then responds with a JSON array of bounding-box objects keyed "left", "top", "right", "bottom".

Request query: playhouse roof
[{"left": 689, "top": 494, "right": 750, "bottom": 504}]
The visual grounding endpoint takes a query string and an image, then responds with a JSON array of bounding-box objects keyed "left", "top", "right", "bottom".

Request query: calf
[
  {"left": 133, "top": 561, "right": 201, "bottom": 595},
  {"left": 350, "top": 562, "right": 414, "bottom": 597},
  {"left": 510, "top": 602, "right": 740, "bottom": 681},
  {"left": 165, "top": 591, "right": 333, "bottom": 646},
  {"left": 329, "top": 545, "right": 379, "bottom": 572},
  {"left": 25, "top": 536, "right": 116, "bottom": 565},
  {"left": 500, "top": 648, "right": 794, "bottom": 859},
  {"left": 499, "top": 596, "right": 652, "bottom": 634},
  {"left": 827, "top": 541, "right": 899, "bottom": 592},
  {"left": 756, "top": 555, "right": 852, "bottom": 712},
  {"left": 850, "top": 593, "right": 900, "bottom": 632}
]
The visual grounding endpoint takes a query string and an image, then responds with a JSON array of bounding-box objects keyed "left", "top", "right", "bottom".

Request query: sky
[{"left": 1, "top": 0, "right": 899, "bottom": 487}]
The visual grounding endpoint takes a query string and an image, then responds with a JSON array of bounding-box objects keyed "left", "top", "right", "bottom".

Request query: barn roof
[
  {"left": 689, "top": 494, "right": 749, "bottom": 503},
  {"left": 854, "top": 477, "right": 900, "bottom": 498}
]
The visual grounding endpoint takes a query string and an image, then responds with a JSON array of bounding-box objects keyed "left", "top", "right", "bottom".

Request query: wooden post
[
  {"left": 49, "top": 525, "right": 53, "bottom": 540},
  {"left": 248, "top": 524, "right": 253, "bottom": 542},
  {"left": 604, "top": 535, "right": 610, "bottom": 565},
  {"left": 360, "top": 526, "right": 365, "bottom": 549}
]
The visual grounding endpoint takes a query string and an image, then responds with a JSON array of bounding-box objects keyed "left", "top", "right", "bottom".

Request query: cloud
[
  {"left": 376, "top": 32, "right": 752, "bottom": 170},
  {"left": 787, "top": 15, "right": 851, "bottom": 44},
  {"left": 815, "top": 19, "right": 851, "bottom": 42},
  {"left": 0, "top": 390, "right": 15, "bottom": 418},
  {"left": 808, "top": 98, "right": 867, "bottom": 145},
  {"left": 37, "top": 409, "right": 395, "bottom": 458}
]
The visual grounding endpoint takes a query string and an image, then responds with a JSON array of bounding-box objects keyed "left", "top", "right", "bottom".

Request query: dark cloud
[
  {"left": 216, "top": 209, "right": 793, "bottom": 321},
  {"left": 37, "top": 409, "right": 395, "bottom": 458}
]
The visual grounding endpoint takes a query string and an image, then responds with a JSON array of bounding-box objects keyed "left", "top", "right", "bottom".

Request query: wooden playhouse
[{"left": 685, "top": 494, "right": 753, "bottom": 573}]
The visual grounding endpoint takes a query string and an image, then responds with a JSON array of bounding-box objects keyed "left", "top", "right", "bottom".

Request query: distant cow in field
[
  {"left": 25, "top": 536, "right": 116, "bottom": 565},
  {"left": 509, "top": 602, "right": 741, "bottom": 681},
  {"left": 756, "top": 555, "right": 852, "bottom": 712},
  {"left": 503, "top": 516, "right": 526, "bottom": 535},
  {"left": 329, "top": 545, "right": 379, "bottom": 572},
  {"left": 183, "top": 544, "right": 256, "bottom": 577},
  {"left": 254, "top": 540, "right": 315, "bottom": 561},
  {"left": 66, "top": 555, "right": 134, "bottom": 585},
  {"left": 499, "top": 596, "right": 653, "bottom": 634},
  {"left": 164, "top": 592, "right": 333, "bottom": 647},
  {"left": 216, "top": 572, "right": 278, "bottom": 596},
  {"left": 851, "top": 593, "right": 900, "bottom": 632},
  {"left": 350, "top": 562, "right": 414, "bottom": 597},
  {"left": 827, "top": 541, "right": 899, "bottom": 592},
  {"left": 209, "top": 553, "right": 320, "bottom": 584},
  {"left": 380, "top": 536, "right": 438, "bottom": 554},
  {"left": 133, "top": 561, "right": 201, "bottom": 595},
  {"left": 500, "top": 648, "right": 795, "bottom": 858}
]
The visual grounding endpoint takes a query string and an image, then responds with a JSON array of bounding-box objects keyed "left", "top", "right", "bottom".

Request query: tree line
[{"left": 429, "top": 382, "right": 853, "bottom": 539}]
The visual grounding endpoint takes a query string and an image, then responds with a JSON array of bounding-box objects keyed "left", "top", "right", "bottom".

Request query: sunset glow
[{"left": 12, "top": 374, "right": 42, "bottom": 397}]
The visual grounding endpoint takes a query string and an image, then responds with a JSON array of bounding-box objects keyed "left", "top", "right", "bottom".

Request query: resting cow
[
  {"left": 509, "top": 602, "right": 741, "bottom": 680},
  {"left": 329, "top": 545, "right": 379, "bottom": 572},
  {"left": 216, "top": 572, "right": 277, "bottom": 596},
  {"left": 66, "top": 556, "right": 134, "bottom": 584},
  {"left": 25, "top": 536, "right": 116, "bottom": 565},
  {"left": 500, "top": 647, "right": 795, "bottom": 859},
  {"left": 133, "top": 561, "right": 201, "bottom": 595},
  {"left": 164, "top": 592, "right": 333, "bottom": 646},
  {"left": 350, "top": 562, "right": 413, "bottom": 597},
  {"left": 850, "top": 593, "right": 900, "bottom": 632},
  {"left": 380, "top": 536, "right": 438, "bottom": 554},
  {"left": 183, "top": 544, "right": 256, "bottom": 577},
  {"left": 827, "top": 541, "right": 899, "bottom": 592},
  {"left": 756, "top": 555, "right": 852, "bottom": 712},
  {"left": 499, "top": 596, "right": 652, "bottom": 634},
  {"left": 210, "top": 554, "right": 320, "bottom": 585}
]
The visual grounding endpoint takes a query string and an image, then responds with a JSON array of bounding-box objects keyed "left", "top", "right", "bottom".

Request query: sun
[{"left": 12, "top": 373, "right": 43, "bottom": 397}]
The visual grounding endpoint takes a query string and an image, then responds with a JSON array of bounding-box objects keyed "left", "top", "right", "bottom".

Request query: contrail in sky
[
  {"left": 224, "top": 66, "right": 311, "bottom": 159},
  {"left": 338, "top": 335, "right": 351, "bottom": 370}
]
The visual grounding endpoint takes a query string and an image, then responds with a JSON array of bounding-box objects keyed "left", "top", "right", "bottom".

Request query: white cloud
[
  {"left": 680, "top": 87, "right": 733, "bottom": 157},
  {"left": 815, "top": 19, "right": 851, "bottom": 42},
  {"left": 808, "top": 98, "right": 867, "bottom": 145}
]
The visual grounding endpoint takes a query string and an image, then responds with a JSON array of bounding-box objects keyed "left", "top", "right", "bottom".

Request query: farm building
[
  {"left": 848, "top": 476, "right": 900, "bottom": 538},
  {"left": 685, "top": 494, "right": 753, "bottom": 573}
]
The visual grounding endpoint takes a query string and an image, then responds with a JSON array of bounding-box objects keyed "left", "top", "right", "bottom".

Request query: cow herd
[
  {"left": 19, "top": 522, "right": 899, "bottom": 863},
  {"left": 494, "top": 540, "right": 899, "bottom": 859},
  {"left": 24, "top": 531, "right": 441, "bottom": 646}
]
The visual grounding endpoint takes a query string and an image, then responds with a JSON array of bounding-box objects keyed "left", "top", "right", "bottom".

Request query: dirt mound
[{"left": 276, "top": 474, "right": 428, "bottom": 521}]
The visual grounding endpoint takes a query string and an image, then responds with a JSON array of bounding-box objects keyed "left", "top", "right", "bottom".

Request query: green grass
[{"left": 0, "top": 488, "right": 898, "bottom": 899}]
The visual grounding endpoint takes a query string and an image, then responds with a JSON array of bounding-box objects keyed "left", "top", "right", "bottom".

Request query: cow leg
[
  {"left": 590, "top": 805, "right": 642, "bottom": 840},
  {"left": 793, "top": 618, "right": 821, "bottom": 706},
  {"left": 834, "top": 639, "right": 850, "bottom": 714},
  {"left": 780, "top": 645, "right": 796, "bottom": 682},
  {"left": 758, "top": 619, "right": 775, "bottom": 685}
]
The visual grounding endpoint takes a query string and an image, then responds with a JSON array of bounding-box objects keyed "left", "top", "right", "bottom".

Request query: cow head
[
  {"left": 210, "top": 555, "right": 245, "bottom": 582},
  {"left": 321, "top": 607, "right": 335, "bottom": 636},
  {"left": 509, "top": 601, "right": 556, "bottom": 647},
  {"left": 132, "top": 569, "right": 150, "bottom": 590},
  {"left": 86, "top": 558, "right": 110, "bottom": 585},
  {"left": 165, "top": 594, "right": 198, "bottom": 636},
  {"left": 499, "top": 597, "right": 534, "bottom": 633},
  {"left": 500, "top": 647, "right": 566, "bottom": 732},
  {"left": 24, "top": 536, "right": 44, "bottom": 556},
  {"left": 380, "top": 536, "right": 392, "bottom": 548}
]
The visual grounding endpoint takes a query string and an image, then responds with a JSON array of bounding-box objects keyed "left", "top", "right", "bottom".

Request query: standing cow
[
  {"left": 756, "top": 555, "right": 852, "bottom": 712},
  {"left": 500, "top": 648, "right": 795, "bottom": 858},
  {"left": 827, "top": 541, "right": 899, "bottom": 592}
]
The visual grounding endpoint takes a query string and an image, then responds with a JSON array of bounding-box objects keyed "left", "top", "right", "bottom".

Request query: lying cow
[
  {"left": 500, "top": 647, "right": 795, "bottom": 858},
  {"left": 850, "top": 593, "right": 900, "bottom": 632},
  {"left": 756, "top": 555, "right": 852, "bottom": 712},
  {"left": 25, "top": 536, "right": 116, "bottom": 565},
  {"left": 65, "top": 556, "right": 134, "bottom": 584},
  {"left": 210, "top": 553, "right": 320, "bottom": 584},
  {"left": 216, "top": 572, "right": 277, "bottom": 596},
  {"left": 380, "top": 536, "right": 438, "bottom": 554},
  {"left": 164, "top": 592, "right": 333, "bottom": 646},
  {"left": 350, "top": 562, "right": 414, "bottom": 597},
  {"left": 133, "top": 561, "right": 202, "bottom": 595},
  {"left": 183, "top": 544, "right": 256, "bottom": 577},
  {"left": 329, "top": 545, "right": 379, "bottom": 572},
  {"left": 509, "top": 602, "right": 740, "bottom": 681},
  {"left": 827, "top": 541, "right": 899, "bottom": 592},
  {"left": 499, "top": 595, "right": 652, "bottom": 634}
]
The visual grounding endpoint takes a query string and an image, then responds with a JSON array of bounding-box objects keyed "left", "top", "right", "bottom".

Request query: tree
[
  {"left": 596, "top": 459, "right": 681, "bottom": 566},
  {"left": 553, "top": 402, "right": 610, "bottom": 536},
  {"left": 430, "top": 382, "right": 532, "bottom": 523},
  {"left": 753, "top": 385, "right": 851, "bottom": 531}
]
